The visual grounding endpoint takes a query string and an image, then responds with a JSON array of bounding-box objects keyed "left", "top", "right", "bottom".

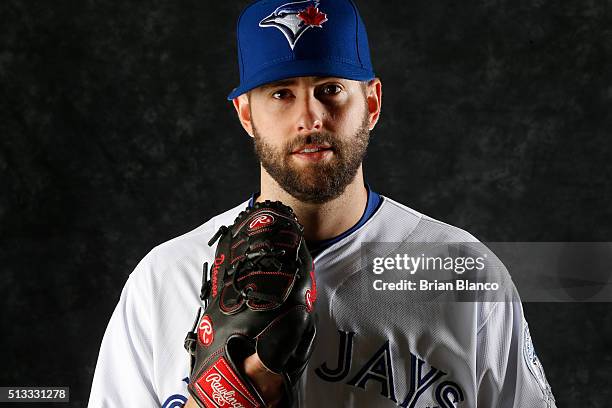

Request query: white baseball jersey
[{"left": 88, "top": 195, "right": 556, "bottom": 407}]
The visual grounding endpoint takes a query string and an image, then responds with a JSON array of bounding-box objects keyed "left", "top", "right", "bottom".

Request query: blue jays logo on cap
[{"left": 259, "top": 0, "right": 328, "bottom": 50}]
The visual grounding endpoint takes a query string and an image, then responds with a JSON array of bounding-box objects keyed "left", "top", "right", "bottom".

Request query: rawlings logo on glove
[{"left": 185, "top": 201, "right": 317, "bottom": 408}]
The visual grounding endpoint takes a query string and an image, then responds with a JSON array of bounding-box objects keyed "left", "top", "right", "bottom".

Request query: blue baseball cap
[{"left": 227, "top": 0, "right": 376, "bottom": 100}]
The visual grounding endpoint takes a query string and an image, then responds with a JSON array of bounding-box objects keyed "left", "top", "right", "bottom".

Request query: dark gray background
[{"left": 1, "top": 0, "right": 611, "bottom": 406}]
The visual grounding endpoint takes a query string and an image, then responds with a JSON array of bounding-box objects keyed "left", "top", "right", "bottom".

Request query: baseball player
[{"left": 88, "top": 0, "right": 556, "bottom": 407}]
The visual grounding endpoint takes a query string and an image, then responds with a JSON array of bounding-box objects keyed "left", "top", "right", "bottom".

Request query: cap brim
[{"left": 227, "top": 59, "right": 375, "bottom": 100}]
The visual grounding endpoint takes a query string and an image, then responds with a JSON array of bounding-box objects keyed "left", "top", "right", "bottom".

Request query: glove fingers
[
  {"left": 287, "top": 322, "right": 317, "bottom": 380},
  {"left": 255, "top": 305, "right": 312, "bottom": 373}
]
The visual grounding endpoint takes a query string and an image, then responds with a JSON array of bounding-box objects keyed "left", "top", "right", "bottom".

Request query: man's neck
[{"left": 257, "top": 167, "right": 368, "bottom": 241}]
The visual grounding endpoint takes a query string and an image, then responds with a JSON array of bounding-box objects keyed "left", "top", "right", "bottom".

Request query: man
[{"left": 89, "top": 0, "right": 556, "bottom": 407}]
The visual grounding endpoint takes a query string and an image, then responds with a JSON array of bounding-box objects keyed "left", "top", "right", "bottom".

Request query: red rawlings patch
[
  {"left": 305, "top": 261, "right": 317, "bottom": 312},
  {"left": 194, "top": 357, "right": 261, "bottom": 408},
  {"left": 198, "top": 315, "right": 214, "bottom": 347},
  {"left": 248, "top": 214, "right": 275, "bottom": 230}
]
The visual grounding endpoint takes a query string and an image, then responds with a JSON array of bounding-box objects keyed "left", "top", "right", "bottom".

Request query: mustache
[{"left": 285, "top": 133, "right": 338, "bottom": 153}]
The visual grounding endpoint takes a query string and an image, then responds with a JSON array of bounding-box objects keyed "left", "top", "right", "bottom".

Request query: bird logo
[{"left": 259, "top": 0, "right": 328, "bottom": 50}]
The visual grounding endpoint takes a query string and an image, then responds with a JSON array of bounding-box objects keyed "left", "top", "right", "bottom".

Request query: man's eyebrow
[
  {"left": 312, "top": 77, "right": 343, "bottom": 83},
  {"left": 259, "top": 79, "right": 298, "bottom": 90},
  {"left": 258, "top": 77, "right": 345, "bottom": 91}
]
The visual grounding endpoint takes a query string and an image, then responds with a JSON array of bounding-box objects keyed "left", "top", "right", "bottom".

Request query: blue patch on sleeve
[{"left": 161, "top": 394, "right": 187, "bottom": 408}]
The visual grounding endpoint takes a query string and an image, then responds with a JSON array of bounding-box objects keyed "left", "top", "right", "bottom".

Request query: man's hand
[
  {"left": 184, "top": 353, "right": 283, "bottom": 408},
  {"left": 242, "top": 352, "right": 284, "bottom": 406},
  {"left": 184, "top": 396, "right": 198, "bottom": 408}
]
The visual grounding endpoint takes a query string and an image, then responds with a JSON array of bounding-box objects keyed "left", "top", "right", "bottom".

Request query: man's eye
[
  {"left": 272, "top": 89, "right": 292, "bottom": 99},
  {"left": 320, "top": 84, "right": 342, "bottom": 96}
]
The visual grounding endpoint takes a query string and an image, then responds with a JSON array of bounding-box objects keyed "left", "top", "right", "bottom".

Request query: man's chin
[
  {"left": 288, "top": 156, "right": 341, "bottom": 175},
  {"left": 286, "top": 167, "right": 334, "bottom": 184}
]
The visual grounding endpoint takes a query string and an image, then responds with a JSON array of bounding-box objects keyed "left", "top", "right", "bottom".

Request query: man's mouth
[
  {"left": 291, "top": 144, "right": 334, "bottom": 162},
  {"left": 292, "top": 144, "right": 333, "bottom": 154}
]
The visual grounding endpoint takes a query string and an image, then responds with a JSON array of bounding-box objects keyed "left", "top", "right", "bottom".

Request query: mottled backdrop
[{"left": 1, "top": 0, "right": 611, "bottom": 406}]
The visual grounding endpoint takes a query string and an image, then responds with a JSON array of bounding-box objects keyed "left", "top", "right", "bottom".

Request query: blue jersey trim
[
  {"left": 307, "top": 185, "right": 381, "bottom": 255},
  {"left": 248, "top": 185, "right": 382, "bottom": 256}
]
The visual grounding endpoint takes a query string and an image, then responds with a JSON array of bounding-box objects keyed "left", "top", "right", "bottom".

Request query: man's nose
[{"left": 296, "top": 94, "right": 323, "bottom": 134}]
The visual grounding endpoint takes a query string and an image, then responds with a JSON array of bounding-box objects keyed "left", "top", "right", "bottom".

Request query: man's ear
[
  {"left": 232, "top": 93, "right": 254, "bottom": 137},
  {"left": 365, "top": 78, "right": 382, "bottom": 131}
]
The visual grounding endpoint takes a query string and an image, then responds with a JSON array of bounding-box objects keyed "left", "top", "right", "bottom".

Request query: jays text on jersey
[{"left": 88, "top": 196, "right": 555, "bottom": 408}]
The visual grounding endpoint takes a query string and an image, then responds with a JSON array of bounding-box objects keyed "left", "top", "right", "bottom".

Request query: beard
[{"left": 252, "top": 112, "right": 371, "bottom": 204}]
